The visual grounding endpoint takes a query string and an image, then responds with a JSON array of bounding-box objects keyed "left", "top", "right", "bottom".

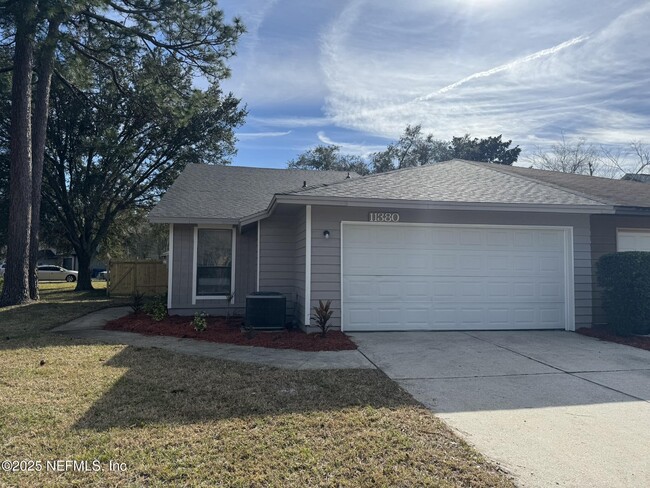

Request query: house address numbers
[{"left": 368, "top": 212, "right": 400, "bottom": 222}]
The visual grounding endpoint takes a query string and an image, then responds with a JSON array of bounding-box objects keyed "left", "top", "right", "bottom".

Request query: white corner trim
[
  {"left": 167, "top": 224, "right": 174, "bottom": 309},
  {"left": 231, "top": 227, "right": 236, "bottom": 304},
  {"left": 191, "top": 225, "right": 236, "bottom": 305},
  {"left": 191, "top": 226, "right": 198, "bottom": 305},
  {"left": 304, "top": 205, "right": 312, "bottom": 326},
  {"left": 256, "top": 220, "right": 261, "bottom": 292},
  {"left": 340, "top": 220, "right": 345, "bottom": 332},
  {"left": 564, "top": 228, "right": 576, "bottom": 332}
]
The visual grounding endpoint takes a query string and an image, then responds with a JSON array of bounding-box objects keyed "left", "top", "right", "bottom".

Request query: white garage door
[
  {"left": 341, "top": 223, "right": 572, "bottom": 331},
  {"left": 617, "top": 230, "right": 650, "bottom": 251}
]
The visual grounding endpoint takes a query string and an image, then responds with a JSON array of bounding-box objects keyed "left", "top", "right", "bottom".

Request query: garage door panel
[
  {"left": 344, "top": 276, "right": 564, "bottom": 304},
  {"left": 342, "top": 224, "right": 570, "bottom": 331}
]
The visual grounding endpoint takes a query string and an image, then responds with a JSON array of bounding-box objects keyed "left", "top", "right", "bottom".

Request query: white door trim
[
  {"left": 340, "top": 221, "right": 575, "bottom": 332},
  {"left": 256, "top": 220, "right": 261, "bottom": 292},
  {"left": 167, "top": 224, "right": 174, "bottom": 309}
]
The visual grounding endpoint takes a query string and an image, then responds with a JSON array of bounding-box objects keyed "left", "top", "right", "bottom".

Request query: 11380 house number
[{"left": 369, "top": 212, "right": 400, "bottom": 222}]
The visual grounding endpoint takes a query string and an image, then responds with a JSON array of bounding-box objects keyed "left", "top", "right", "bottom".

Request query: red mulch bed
[
  {"left": 577, "top": 327, "right": 650, "bottom": 352},
  {"left": 104, "top": 313, "right": 357, "bottom": 352}
]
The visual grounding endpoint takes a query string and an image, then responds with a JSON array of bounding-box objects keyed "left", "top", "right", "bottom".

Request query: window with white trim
[{"left": 196, "top": 228, "right": 233, "bottom": 296}]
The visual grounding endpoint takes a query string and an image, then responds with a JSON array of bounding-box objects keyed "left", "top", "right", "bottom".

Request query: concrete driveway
[{"left": 351, "top": 331, "right": 650, "bottom": 488}]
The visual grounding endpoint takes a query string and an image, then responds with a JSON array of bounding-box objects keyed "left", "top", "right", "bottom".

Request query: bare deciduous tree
[
  {"left": 527, "top": 134, "right": 604, "bottom": 176},
  {"left": 601, "top": 142, "right": 650, "bottom": 178}
]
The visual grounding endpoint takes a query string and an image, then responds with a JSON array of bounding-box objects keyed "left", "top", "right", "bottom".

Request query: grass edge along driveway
[{"left": 0, "top": 283, "right": 514, "bottom": 487}]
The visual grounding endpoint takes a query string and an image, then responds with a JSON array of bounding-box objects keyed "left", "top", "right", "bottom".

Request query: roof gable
[
  {"left": 286, "top": 160, "right": 606, "bottom": 207},
  {"left": 149, "top": 164, "right": 355, "bottom": 223}
]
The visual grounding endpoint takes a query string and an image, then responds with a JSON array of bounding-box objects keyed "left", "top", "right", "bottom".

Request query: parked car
[{"left": 37, "top": 265, "right": 78, "bottom": 282}]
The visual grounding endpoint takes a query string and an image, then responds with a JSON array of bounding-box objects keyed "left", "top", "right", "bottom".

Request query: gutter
[
  {"left": 613, "top": 206, "right": 650, "bottom": 216},
  {"left": 152, "top": 195, "right": 616, "bottom": 226}
]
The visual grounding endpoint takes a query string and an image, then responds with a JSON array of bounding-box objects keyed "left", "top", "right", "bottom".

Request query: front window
[{"left": 196, "top": 228, "right": 232, "bottom": 296}]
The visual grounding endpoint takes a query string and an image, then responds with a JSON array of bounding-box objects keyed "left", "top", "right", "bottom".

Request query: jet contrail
[{"left": 417, "top": 34, "right": 590, "bottom": 101}]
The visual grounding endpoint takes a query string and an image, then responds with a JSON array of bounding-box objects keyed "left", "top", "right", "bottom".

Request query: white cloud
[
  {"left": 249, "top": 115, "right": 333, "bottom": 128},
  {"left": 316, "top": 131, "right": 386, "bottom": 157},
  {"left": 419, "top": 35, "right": 590, "bottom": 99},
  {"left": 237, "top": 130, "right": 292, "bottom": 139},
  {"left": 318, "top": 0, "right": 650, "bottom": 149}
]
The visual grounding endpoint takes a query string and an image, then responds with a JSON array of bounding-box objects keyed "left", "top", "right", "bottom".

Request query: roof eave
[
  {"left": 148, "top": 215, "right": 240, "bottom": 225},
  {"left": 272, "top": 194, "right": 615, "bottom": 214},
  {"left": 612, "top": 206, "right": 650, "bottom": 215}
]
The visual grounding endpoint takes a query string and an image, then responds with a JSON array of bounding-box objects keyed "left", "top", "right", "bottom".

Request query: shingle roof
[
  {"left": 285, "top": 160, "right": 607, "bottom": 207},
  {"left": 149, "top": 164, "right": 355, "bottom": 222},
  {"left": 488, "top": 164, "right": 650, "bottom": 208},
  {"left": 622, "top": 173, "right": 650, "bottom": 183}
]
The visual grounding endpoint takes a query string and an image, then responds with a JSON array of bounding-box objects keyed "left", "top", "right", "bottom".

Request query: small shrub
[
  {"left": 192, "top": 312, "right": 208, "bottom": 332},
  {"left": 144, "top": 294, "right": 168, "bottom": 322},
  {"left": 311, "top": 299, "right": 334, "bottom": 337},
  {"left": 130, "top": 291, "right": 145, "bottom": 313},
  {"left": 597, "top": 251, "right": 650, "bottom": 336}
]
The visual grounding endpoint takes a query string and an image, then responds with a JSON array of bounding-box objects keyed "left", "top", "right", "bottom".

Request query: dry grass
[
  {"left": 0, "top": 283, "right": 514, "bottom": 487},
  {"left": 1, "top": 281, "right": 122, "bottom": 341}
]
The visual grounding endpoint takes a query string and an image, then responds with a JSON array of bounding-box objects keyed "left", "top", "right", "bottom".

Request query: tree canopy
[
  {"left": 0, "top": 0, "right": 246, "bottom": 300},
  {"left": 288, "top": 145, "right": 370, "bottom": 175},
  {"left": 291, "top": 125, "right": 522, "bottom": 175}
]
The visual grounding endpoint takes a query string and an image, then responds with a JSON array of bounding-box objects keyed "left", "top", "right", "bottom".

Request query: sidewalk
[{"left": 53, "top": 307, "right": 374, "bottom": 370}]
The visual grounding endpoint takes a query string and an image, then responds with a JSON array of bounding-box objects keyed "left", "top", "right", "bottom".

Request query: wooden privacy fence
[{"left": 108, "top": 260, "right": 167, "bottom": 296}]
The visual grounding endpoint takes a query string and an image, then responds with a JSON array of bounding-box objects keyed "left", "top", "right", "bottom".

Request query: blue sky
[{"left": 218, "top": 0, "right": 650, "bottom": 168}]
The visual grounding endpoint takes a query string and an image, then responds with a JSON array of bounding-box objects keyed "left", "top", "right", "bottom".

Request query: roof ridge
[
  {"left": 281, "top": 159, "right": 461, "bottom": 195},
  {"left": 467, "top": 161, "right": 613, "bottom": 206},
  {"left": 188, "top": 163, "right": 353, "bottom": 175}
]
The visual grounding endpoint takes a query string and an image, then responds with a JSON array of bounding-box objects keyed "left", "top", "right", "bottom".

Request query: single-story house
[{"left": 149, "top": 159, "right": 650, "bottom": 332}]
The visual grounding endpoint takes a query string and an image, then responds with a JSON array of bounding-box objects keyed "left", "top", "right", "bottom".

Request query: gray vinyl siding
[
  {"left": 258, "top": 211, "right": 300, "bottom": 320},
  {"left": 590, "top": 214, "right": 650, "bottom": 325},
  {"left": 169, "top": 223, "right": 257, "bottom": 315},
  {"left": 310, "top": 206, "right": 593, "bottom": 329},
  {"left": 294, "top": 206, "right": 307, "bottom": 325}
]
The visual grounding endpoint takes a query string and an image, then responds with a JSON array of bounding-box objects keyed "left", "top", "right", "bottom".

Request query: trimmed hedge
[{"left": 596, "top": 252, "right": 650, "bottom": 336}]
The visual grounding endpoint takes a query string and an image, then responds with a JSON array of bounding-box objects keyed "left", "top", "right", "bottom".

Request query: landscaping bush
[
  {"left": 130, "top": 291, "right": 145, "bottom": 313},
  {"left": 144, "top": 294, "right": 168, "bottom": 322},
  {"left": 192, "top": 311, "right": 208, "bottom": 332},
  {"left": 597, "top": 252, "right": 650, "bottom": 336}
]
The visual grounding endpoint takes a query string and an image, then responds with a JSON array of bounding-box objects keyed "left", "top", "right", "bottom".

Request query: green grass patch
[{"left": 1, "top": 282, "right": 125, "bottom": 341}]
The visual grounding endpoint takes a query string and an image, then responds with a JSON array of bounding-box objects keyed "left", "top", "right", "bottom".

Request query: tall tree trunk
[
  {"left": 29, "top": 17, "right": 62, "bottom": 300},
  {"left": 75, "top": 249, "right": 95, "bottom": 291},
  {"left": 0, "top": 13, "right": 36, "bottom": 307}
]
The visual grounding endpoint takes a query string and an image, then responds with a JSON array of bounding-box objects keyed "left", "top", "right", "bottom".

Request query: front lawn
[
  {"left": 1, "top": 281, "right": 119, "bottom": 340},
  {"left": 0, "top": 284, "right": 513, "bottom": 487}
]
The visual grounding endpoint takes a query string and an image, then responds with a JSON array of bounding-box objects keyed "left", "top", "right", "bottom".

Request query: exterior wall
[
  {"left": 590, "top": 214, "right": 650, "bottom": 325},
  {"left": 169, "top": 223, "right": 257, "bottom": 315},
  {"left": 258, "top": 208, "right": 303, "bottom": 321},
  {"left": 310, "top": 206, "right": 593, "bottom": 329},
  {"left": 294, "top": 206, "right": 307, "bottom": 325}
]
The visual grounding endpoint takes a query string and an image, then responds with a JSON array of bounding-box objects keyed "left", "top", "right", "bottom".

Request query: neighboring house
[
  {"left": 622, "top": 173, "right": 650, "bottom": 183},
  {"left": 149, "top": 160, "right": 650, "bottom": 332}
]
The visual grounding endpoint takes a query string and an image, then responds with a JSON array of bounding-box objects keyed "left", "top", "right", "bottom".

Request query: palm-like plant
[{"left": 311, "top": 300, "right": 334, "bottom": 337}]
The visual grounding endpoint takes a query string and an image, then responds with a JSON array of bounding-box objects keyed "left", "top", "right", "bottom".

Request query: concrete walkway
[
  {"left": 53, "top": 307, "right": 374, "bottom": 370},
  {"left": 352, "top": 330, "right": 650, "bottom": 488}
]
